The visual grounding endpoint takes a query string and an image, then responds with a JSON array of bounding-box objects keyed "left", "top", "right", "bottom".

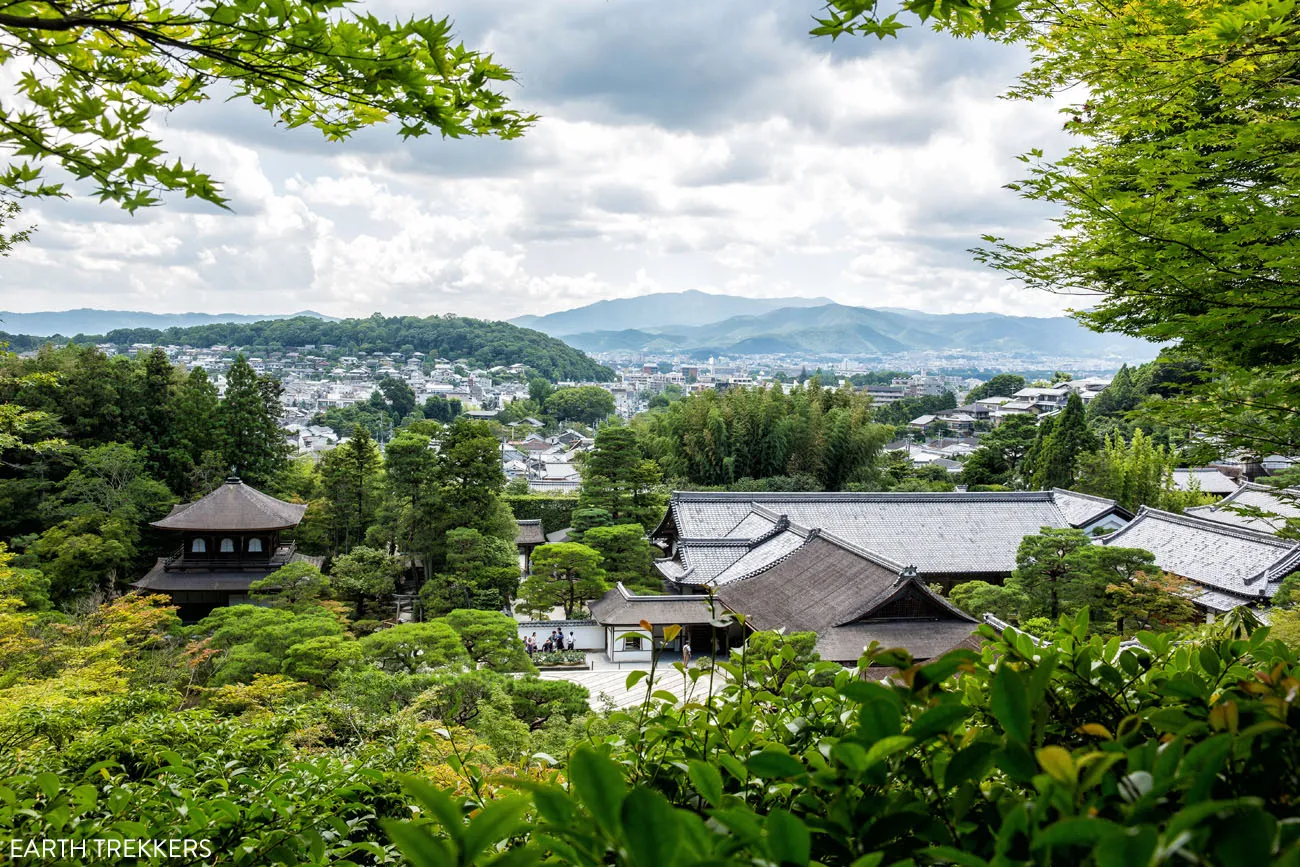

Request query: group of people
[{"left": 526, "top": 629, "right": 575, "bottom": 654}]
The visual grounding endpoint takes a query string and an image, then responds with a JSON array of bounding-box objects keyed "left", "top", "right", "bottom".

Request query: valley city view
[{"left": 1, "top": 0, "right": 1299, "bottom": 864}]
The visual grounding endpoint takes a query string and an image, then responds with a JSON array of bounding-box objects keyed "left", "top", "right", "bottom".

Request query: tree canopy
[{"left": 0, "top": 0, "right": 531, "bottom": 210}]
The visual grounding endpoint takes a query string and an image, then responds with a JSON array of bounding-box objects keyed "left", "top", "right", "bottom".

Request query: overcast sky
[{"left": 2, "top": 0, "right": 1072, "bottom": 320}]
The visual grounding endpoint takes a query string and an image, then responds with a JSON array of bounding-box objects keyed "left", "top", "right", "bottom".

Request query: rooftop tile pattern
[{"left": 1099, "top": 507, "right": 1300, "bottom": 607}]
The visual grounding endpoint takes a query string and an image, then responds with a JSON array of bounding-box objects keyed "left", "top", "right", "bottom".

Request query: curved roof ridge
[
  {"left": 709, "top": 533, "right": 817, "bottom": 588},
  {"left": 1123, "top": 505, "right": 1300, "bottom": 548},
  {"left": 835, "top": 570, "right": 977, "bottom": 627},
  {"left": 152, "top": 478, "right": 306, "bottom": 532},
  {"left": 1049, "top": 487, "right": 1119, "bottom": 506},
  {"left": 668, "top": 490, "right": 1057, "bottom": 503},
  {"left": 1206, "top": 482, "right": 1300, "bottom": 510},
  {"left": 747, "top": 514, "right": 792, "bottom": 549}
]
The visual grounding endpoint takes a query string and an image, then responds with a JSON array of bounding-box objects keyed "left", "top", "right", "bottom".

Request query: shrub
[{"left": 530, "top": 650, "right": 586, "bottom": 666}]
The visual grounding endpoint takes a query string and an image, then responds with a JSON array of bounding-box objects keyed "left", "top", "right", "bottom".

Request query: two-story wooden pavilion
[{"left": 132, "top": 474, "right": 319, "bottom": 621}]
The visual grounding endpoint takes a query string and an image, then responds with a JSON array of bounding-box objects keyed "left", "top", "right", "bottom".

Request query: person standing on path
[{"left": 682, "top": 641, "right": 691, "bottom": 668}]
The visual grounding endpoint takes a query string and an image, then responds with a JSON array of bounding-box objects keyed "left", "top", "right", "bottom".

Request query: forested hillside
[{"left": 18, "top": 315, "right": 615, "bottom": 382}]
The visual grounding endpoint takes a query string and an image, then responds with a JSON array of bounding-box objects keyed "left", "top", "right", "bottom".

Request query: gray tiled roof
[
  {"left": 1187, "top": 484, "right": 1300, "bottom": 534},
  {"left": 725, "top": 511, "right": 779, "bottom": 539},
  {"left": 1171, "top": 468, "right": 1241, "bottom": 495},
  {"left": 708, "top": 530, "right": 810, "bottom": 586},
  {"left": 678, "top": 541, "right": 749, "bottom": 582},
  {"left": 1098, "top": 507, "right": 1300, "bottom": 605},
  {"left": 132, "top": 552, "right": 324, "bottom": 592},
  {"left": 588, "top": 584, "right": 723, "bottom": 626},
  {"left": 1051, "top": 488, "right": 1130, "bottom": 527},
  {"left": 152, "top": 478, "right": 307, "bottom": 532},
  {"left": 659, "top": 490, "right": 1122, "bottom": 577}
]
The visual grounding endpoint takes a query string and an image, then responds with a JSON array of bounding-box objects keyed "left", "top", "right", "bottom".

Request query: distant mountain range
[
  {"left": 0, "top": 308, "right": 336, "bottom": 337},
  {"left": 514, "top": 293, "right": 1160, "bottom": 359},
  {"left": 510, "top": 290, "right": 834, "bottom": 336}
]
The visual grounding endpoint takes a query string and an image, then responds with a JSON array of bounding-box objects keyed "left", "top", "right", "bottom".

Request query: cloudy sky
[{"left": 3, "top": 0, "right": 1072, "bottom": 320}]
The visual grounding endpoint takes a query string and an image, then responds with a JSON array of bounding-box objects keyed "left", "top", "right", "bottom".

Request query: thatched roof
[
  {"left": 152, "top": 477, "right": 307, "bottom": 532},
  {"left": 515, "top": 519, "right": 547, "bottom": 547}
]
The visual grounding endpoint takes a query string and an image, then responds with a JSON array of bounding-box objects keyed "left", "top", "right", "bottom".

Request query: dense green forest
[{"left": 5, "top": 314, "right": 614, "bottom": 382}]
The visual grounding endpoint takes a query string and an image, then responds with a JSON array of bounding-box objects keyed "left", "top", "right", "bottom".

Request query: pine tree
[{"left": 578, "top": 426, "right": 664, "bottom": 530}]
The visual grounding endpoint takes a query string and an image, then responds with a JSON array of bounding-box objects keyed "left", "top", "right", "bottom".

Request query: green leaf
[
  {"left": 35, "top": 772, "right": 60, "bottom": 800},
  {"left": 1198, "top": 645, "right": 1222, "bottom": 677},
  {"left": 1094, "top": 826, "right": 1157, "bottom": 865},
  {"left": 832, "top": 740, "right": 869, "bottom": 773},
  {"left": 1034, "top": 817, "right": 1121, "bottom": 850},
  {"left": 864, "top": 735, "right": 914, "bottom": 768},
  {"left": 625, "top": 670, "right": 648, "bottom": 690},
  {"left": 991, "top": 665, "right": 1031, "bottom": 744},
  {"left": 944, "top": 741, "right": 998, "bottom": 789},
  {"left": 765, "top": 809, "right": 811, "bottom": 866},
  {"left": 400, "top": 775, "right": 464, "bottom": 843},
  {"left": 746, "top": 749, "right": 807, "bottom": 779},
  {"left": 912, "top": 650, "right": 976, "bottom": 690},
  {"left": 568, "top": 747, "right": 626, "bottom": 834},
  {"left": 1035, "top": 745, "right": 1076, "bottom": 785},
  {"left": 621, "top": 787, "right": 683, "bottom": 867},
  {"left": 996, "top": 742, "right": 1038, "bottom": 783},
  {"left": 921, "top": 846, "right": 990, "bottom": 866},
  {"left": 687, "top": 759, "right": 723, "bottom": 807},
  {"left": 383, "top": 819, "right": 456, "bottom": 867},
  {"left": 906, "top": 702, "right": 970, "bottom": 740},
  {"left": 461, "top": 796, "right": 528, "bottom": 863}
]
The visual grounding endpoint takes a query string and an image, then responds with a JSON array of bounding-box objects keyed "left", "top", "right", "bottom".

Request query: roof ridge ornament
[{"left": 227, "top": 465, "right": 241, "bottom": 484}]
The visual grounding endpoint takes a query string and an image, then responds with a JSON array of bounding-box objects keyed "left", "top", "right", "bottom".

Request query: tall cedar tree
[
  {"left": 317, "top": 426, "right": 382, "bottom": 555},
  {"left": 166, "top": 367, "right": 221, "bottom": 496},
  {"left": 218, "top": 355, "right": 288, "bottom": 487},
  {"left": 1031, "top": 392, "right": 1096, "bottom": 490},
  {"left": 382, "top": 429, "right": 441, "bottom": 577},
  {"left": 433, "top": 419, "right": 515, "bottom": 553}
]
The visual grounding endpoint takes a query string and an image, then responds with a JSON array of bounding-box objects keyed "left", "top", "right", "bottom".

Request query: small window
[
  {"left": 191, "top": 538, "right": 206, "bottom": 553},
  {"left": 247, "top": 538, "right": 263, "bottom": 553},
  {"left": 622, "top": 635, "right": 642, "bottom": 651},
  {"left": 220, "top": 538, "right": 235, "bottom": 553}
]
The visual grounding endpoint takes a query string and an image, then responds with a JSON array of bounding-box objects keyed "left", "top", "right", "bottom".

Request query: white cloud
[{"left": 0, "top": 0, "right": 1073, "bottom": 320}]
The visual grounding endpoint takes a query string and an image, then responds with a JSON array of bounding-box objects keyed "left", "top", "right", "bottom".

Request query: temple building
[
  {"left": 580, "top": 489, "right": 1127, "bottom": 665},
  {"left": 1097, "top": 506, "right": 1300, "bottom": 618},
  {"left": 132, "top": 474, "right": 319, "bottom": 621},
  {"left": 651, "top": 489, "right": 1130, "bottom": 592}
]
